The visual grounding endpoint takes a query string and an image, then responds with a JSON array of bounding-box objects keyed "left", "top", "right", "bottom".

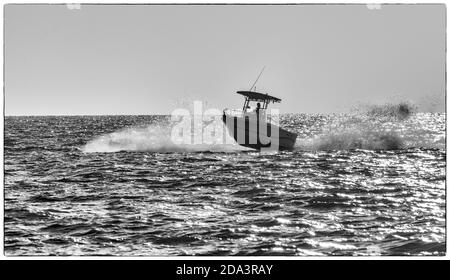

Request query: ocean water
[{"left": 4, "top": 110, "right": 446, "bottom": 256}]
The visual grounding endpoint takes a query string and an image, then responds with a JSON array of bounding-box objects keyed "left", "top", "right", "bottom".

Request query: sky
[{"left": 4, "top": 4, "right": 446, "bottom": 115}]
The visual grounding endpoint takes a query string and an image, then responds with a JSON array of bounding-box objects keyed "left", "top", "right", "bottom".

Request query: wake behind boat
[{"left": 222, "top": 90, "right": 297, "bottom": 151}]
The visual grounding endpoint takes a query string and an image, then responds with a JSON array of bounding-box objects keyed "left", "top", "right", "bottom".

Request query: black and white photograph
[{"left": 1, "top": 2, "right": 447, "bottom": 261}]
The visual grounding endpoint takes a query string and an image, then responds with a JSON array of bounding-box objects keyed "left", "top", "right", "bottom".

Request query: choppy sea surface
[{"left": 4, "top": 109, "right": 446, "bottom": 256}]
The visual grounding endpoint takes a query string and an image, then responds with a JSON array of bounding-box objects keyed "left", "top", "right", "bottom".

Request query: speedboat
[{"left": 222, "top": 90, "right": 297, "bottom": 151}]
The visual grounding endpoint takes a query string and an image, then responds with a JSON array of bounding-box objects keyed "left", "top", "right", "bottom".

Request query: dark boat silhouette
[{"left": 222, "top": 90, "right": 297, "bottom": 151}]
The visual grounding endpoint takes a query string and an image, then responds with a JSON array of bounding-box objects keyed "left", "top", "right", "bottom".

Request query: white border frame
[{"left": 0, "top": 0, "right": 447, "bottom": 260}]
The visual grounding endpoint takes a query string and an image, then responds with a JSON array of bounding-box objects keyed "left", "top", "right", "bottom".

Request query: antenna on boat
[{"left": 250, "top": 66, "right": 266, "bottom": 91}]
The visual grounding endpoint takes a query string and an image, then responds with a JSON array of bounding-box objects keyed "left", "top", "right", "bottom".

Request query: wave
[
  {"left": 357, "top": 102, "right": 417, "bottom": 120},
  {"left": 82, "top": 123, "right": 245, "bottom": 153},
  {"left": 295, "top": 102, "right": 444, "bottom": 151},
  {"left": 83, "top": 102, "right": 443, "bottom": 153},
  {"left": 295, "top": 101, "right": 445, "bottom": 151},
  {"left": 296, "top": 130, "right": 404, "bottom": 151}
]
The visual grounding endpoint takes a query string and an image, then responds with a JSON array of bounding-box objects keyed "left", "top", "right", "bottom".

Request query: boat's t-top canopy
[
  {"left": 237, "top": 90, "right": 281, "bottom": 112},
  {"left": 237, "top": 91, "right": 281, "bottom": 103}
]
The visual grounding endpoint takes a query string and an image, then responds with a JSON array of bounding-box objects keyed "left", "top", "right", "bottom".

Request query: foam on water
[
  {"left": 360, "top": 101, "right": 417, "bottom": 120},
  {"left": 297, "top": 130, "right": 404, "bottom": 151},
  {"left": 83, "top": 125, "right": 179, "bottom": 153},
  {"left": 83, "top": 120, "right": 246, "bottom": 153},
  {"left": 295, "top": 102, "right": 442, "bottom": 151},
  {"left": 83, "top": 102, "right": 443, "bottom": 153}
]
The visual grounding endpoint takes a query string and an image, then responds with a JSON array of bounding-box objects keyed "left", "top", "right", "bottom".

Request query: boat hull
[{"left": 222, "top": 113, "right": 297, "bottom": 151}]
